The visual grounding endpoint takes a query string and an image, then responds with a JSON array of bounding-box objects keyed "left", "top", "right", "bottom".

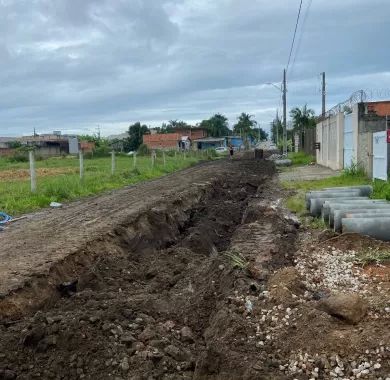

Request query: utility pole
[
  {"left": 321, "top": 72, "right": 326, "bottom": 117},
  {"left": 276, "top": 109, "right": 279, "bottom": 145},
  {"left": 283, "top": 68, "right": 287, "bottom": 155}
]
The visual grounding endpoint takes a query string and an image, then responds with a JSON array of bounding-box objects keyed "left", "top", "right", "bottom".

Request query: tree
[
  {"left": 270, "top": 116, "right": 283, "bottom": 145},
  {"left": 289, "top": 104, "right": 316, "bottom": 132},
  {"left": 233, "top": 113, "right": 268, "bottom": 142},
  {"left": 167, "top": 120, "right": 190, "bottom": 129},
  {"left": 290, "top": 104, "right": 316, "bottom": 151},
  {"left": 257, "top": 128, "right": 269, "bottom": 141},
  {"left": 8, "top": 141, "right": 22, "bottom": 149},
  {"left": 126, "top": 122, "right": 149, "bottom": 151},
  {"left": 199, "top": 113, "right": 230, "bottom": 137},
  {"left": 233, "top": 113, "right": 257, "bottom": 136}
]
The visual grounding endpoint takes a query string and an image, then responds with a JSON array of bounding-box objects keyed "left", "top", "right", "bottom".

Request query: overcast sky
[{"left": 1, "top": 0, "right": 390, "bottom": 137}]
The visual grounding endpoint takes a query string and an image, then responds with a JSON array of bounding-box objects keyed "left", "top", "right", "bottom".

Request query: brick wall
[
  {"left": 366, "top": 101, "right": 390, "bottom": 116},
  {"left": 80, "top": 141, "right": 95, "bottom": 153},
  {"left": 0, "top": 148, "right": 16, "bottom": 157},
  {"left": 143, "top": 133, "right": 180, "bottom": 149}
]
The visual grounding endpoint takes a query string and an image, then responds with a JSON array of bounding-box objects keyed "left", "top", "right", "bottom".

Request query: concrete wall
[
  {"left": 68, "top": 137, "right": 79, "bottom": 154},
  {"left": 37, "top": 146, "right": 62, "bottom": 158},
  {"left": 352, "top": 104, "right": 359, "bottom": 164},
  {"left": 357, "top": 131, "right": 373, "bottom": 177},
  {"left": 317, "top": 101, "right": 390, "bottom": 177},
  {"left": 316, "top": 113, "right": 344, "bottom": 170}
]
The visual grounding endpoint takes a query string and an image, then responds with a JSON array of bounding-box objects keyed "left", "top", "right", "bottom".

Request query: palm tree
[
  {"left": 290, "top": 105, "right": 315, "bottom": 131},
  {"left": 290, "top": 105, "right": 316, "bottom": 150}
]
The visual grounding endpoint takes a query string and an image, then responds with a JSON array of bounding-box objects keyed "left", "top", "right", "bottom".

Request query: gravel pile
[
  {"left": 295, "top": 247, "right": 366, "bottom": 293},
  {"left": 281, "top": 350, "right": 389, "bottom": 379},
  {"left": 295, "top": 245, "right": 390, "bottom": 317}
]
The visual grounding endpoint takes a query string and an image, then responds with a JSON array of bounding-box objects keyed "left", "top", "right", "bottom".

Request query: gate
[
  {"left": 373, "top": 131, "right": 388, "bottom": 181},
  {"left": 343, "top": 113, "right": 354, "bottom": 168}
]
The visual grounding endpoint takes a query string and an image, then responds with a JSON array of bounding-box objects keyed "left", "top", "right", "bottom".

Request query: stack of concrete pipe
[{"left": 305, "top": 185, "right": 390, "bottom": 241}]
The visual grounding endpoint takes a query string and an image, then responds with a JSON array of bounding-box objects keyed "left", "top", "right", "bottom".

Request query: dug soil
[{"left": 0, "top": 158, "right": 388, "bottom": 379}]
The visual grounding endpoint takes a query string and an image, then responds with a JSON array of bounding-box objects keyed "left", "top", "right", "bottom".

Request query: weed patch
[
  {"left": 287, "top": 152, "right": 315, "bottom": 166},
  {"left": 354, "top": 248, "right": 390, "bottom": 267},
  {"left": 225, "top": 250, "right": 248, "bottom": 270}
]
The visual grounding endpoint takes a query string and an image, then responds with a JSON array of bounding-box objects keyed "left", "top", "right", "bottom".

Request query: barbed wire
[{"left": 322, "top": 90, "right": 367, "bottom": 118}]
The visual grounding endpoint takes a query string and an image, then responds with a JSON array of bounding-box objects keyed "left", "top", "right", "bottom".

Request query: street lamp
[
  {"left": 266, "top": 76, "right": 287, "bottom": 156},
  {"left": 266, "top": 82, "right": 282, "bottom": 92}
]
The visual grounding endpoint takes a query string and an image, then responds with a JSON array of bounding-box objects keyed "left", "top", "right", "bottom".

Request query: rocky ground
[{"left": 0, "top": 158, "right": 388, "bottom": 379}]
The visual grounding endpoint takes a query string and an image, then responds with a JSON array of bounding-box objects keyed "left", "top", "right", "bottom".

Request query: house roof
[
  {"left": 193, "top": 137, "right": 225, "bottom": 143},
  {"left": 0, "top": 137, "right": 16, "bottom": 143}
]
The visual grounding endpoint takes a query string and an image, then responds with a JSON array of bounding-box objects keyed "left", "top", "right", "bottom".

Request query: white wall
[{"left": 316, "top": 113, "right": 344, "bottom": 170}]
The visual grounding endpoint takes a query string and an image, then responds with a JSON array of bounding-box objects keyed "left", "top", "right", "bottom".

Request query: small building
[
  {"left": 0, "top": 133, "right": 95, "bottom": 157},
  {"left": 194, "top": 137, "right": 226, "bottom": 150},
  {"left": 172, "top": 127, "right": 208, "bottom": 140},
  {"left": 143, "top": 133, "right": 181, "bottom": 150},
  {"left": 225, "top": 136, "right": 244, "bottom": 149}
]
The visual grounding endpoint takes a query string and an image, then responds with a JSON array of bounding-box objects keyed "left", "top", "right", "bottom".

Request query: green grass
[
  {"left": 225, "top": 250, "right": 248, "bottom": 270},
  {"left": 283, "top": 169, "right": 370, "bottom": 229},
  {"left": 354, "top": 247, "right": 390, "bottom": 267},
  {"left": 0, "top": 153, "right": 204, "bottom": 215},
  {"left": 287, "top": 152, "right": 315, "bottom": 166},
  {"left": 282, "top": 171, "right": 368, "bottom": 192}
]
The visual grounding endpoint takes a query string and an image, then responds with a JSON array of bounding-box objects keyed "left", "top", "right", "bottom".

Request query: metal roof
[{"left": 193, "top": 137, "right": 225, "bottom": 143}]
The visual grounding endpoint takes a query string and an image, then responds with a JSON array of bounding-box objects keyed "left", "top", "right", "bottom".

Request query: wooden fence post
[
  {"left": 163, "top": 151, "right": 166, "bottom": 167},
  {"left": 133, "top": 152, "right": 137, "bottom": 169},
  {"left": 29, "top": 150, "right": 37, "bottom": 193},
  {"left": 111, "top": 151, "right": 116, "bottom": 175},
  {"left": 79, "top": 149, "right": 84, "bottom": 180},
  {"left": 151, "top": 151, "right": 155, "bottom": 168}
]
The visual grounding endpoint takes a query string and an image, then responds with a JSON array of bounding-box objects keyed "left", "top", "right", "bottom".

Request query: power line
[
  {"left": 290, "top": 0, "right": 312, "bottom": 79},
  {"left": 286, "top": 0, "right": 303, "bottom": 74}
]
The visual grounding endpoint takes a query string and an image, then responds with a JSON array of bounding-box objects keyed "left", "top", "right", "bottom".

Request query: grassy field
[{"left": 0, "top": 152, "right": 206, "bottom": 216}]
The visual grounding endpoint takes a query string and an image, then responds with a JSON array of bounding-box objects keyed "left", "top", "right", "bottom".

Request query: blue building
[{"left": 225, "top": 136, "right": 244, "bottom": 149}]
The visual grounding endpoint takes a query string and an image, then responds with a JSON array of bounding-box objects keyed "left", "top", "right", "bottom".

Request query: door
[
  {"left": 373, "top": 131, "right": 388, "bottom": 181},
  {"left": 343, "top": 113, "right": 354, "bottom": 168}
]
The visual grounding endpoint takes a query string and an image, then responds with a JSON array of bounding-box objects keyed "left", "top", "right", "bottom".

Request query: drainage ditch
[{"left": 0, "top": 160, "right": 299, "bottom": 380}]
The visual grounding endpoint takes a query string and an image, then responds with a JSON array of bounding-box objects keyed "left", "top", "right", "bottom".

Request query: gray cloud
[{"left": 1, "top": 0, "right": 390, "bottom": 137}]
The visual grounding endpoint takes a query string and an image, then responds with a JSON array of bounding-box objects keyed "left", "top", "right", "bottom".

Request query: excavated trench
[{"left": 0, "top": 160, "right": 299, "bottom": 380}]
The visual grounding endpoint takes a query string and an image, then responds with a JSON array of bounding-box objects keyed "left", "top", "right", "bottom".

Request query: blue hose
[{"left": 0, "top": 212, "right": 12, "bottom": 225}]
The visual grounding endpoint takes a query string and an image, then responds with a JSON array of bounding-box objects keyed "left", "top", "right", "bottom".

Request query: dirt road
[{"left": 0, "top": 158, "right": 388, "bottom": 379}]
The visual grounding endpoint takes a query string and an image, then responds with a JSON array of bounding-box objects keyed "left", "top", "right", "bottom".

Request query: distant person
[{"left": 229, "top": 145, "right": 234, "bottom": 159}]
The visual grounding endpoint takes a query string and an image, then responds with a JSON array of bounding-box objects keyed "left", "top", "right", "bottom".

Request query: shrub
[
  {"left": 8, "top": 153, "right": 28, "bottom": 162},
  {"left": 137, "top": 144, "right": 150, "bottom": 156}
]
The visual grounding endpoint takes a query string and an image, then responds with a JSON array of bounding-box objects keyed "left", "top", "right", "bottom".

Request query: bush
[
  {"left": 137, "top": 144, "right": 150, "bottom": 156},
  {"left": 92, "top": 145, "right": 111, "bottom": 158},
  {"left": 165, "top": 150, "right": 177, "bottom": 157},
  {"left": 8, "top": 153, "right": 29, "bottom": 162}
]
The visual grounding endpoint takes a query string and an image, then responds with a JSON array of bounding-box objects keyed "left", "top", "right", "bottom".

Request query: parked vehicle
[{"left": 215, "top": 147, "right": 227, "bottom": 154}]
